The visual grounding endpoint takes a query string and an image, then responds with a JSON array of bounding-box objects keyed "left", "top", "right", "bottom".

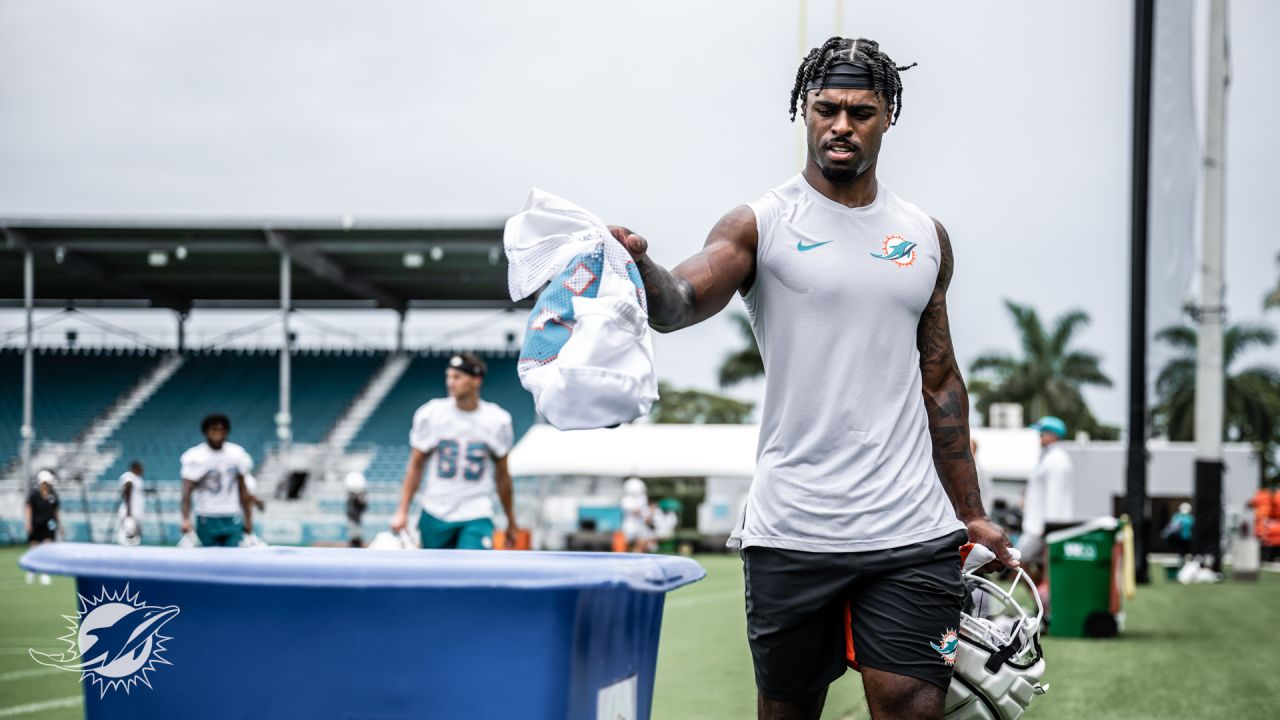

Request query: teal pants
[
  {"left": 196, "top": 515, "right": 244, "bottom": 547},
  {"left": 418, "top": 511, "right": 493, "bottom": 550}
]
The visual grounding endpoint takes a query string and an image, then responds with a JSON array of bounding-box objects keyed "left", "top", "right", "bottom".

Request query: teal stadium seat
[
  {"left": 0, "top": 348, "right": 161, "bottom": 469},
  {"left": 98, "top": 350, "right": 384, "bottom": 490}
]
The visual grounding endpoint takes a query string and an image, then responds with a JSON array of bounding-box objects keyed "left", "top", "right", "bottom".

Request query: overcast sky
[{"left": 2, "top": 0, "right": 1277, "bottom": 430}]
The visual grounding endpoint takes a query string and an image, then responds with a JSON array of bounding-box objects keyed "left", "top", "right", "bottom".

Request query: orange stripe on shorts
[{"left": 843, "top": 599, "right": 859, "bottom": 670}]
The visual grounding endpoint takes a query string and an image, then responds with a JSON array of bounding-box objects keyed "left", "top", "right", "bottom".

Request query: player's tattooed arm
[
  {"left": 919, "top": 220, "right": 1017, "bottom": 566},
  {"left": 609, "top": 206, "right": 758, "bottom": 333}
]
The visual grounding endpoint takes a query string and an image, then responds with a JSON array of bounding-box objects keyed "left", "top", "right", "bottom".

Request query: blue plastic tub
[{"left": 19, "top": 543, "right": 705, "bottom": 719}]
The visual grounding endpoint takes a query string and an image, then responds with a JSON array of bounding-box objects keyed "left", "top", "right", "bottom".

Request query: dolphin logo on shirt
[{"left": 869, "top": 239, "right": 917, "bottom": 261}]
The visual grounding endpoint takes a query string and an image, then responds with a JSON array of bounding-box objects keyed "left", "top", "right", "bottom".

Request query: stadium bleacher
[
  {"left": 0, "top": 348, "right": 161, "bottom": 469},
  {"left": 2, "top": 346, "right": 536, "bottom": 544},
  {"left": 97, "top": 349, "right": 385, "bottom": 487}
]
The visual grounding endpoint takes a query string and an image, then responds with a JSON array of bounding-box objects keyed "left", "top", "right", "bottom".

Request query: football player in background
[
  {"left": 345, "top": 471, "right": 369, "bottom": 548},
  {"left": 24, "top": 470, "right": 60, "bottom": 584},
  {"left": 390, "top": 353, "right": 520, "bottom": 549},
  {"left": 116, "top": 460, "right": 145, "bottom": 545},
  {"left": 180, "top": 414, "right": 255, "bottom": 547}
]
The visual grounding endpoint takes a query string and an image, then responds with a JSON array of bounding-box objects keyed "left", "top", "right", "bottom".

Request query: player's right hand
[
  {"left": 389, "top": 508, "right": 408, "bottom": 533},
  {"left": 607, "top": 226, "right": 648, "bottom": 261},
  {"left": 180, "top": 517, "right": 192, "bottom": 534}
]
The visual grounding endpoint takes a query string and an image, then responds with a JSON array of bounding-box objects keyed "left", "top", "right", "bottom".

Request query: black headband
[
  {"left": 804, "top": 61, "right": 875, "bottom": 92},
  {"left": 449, "top": 355, "right": 485, "bottom": 377}
]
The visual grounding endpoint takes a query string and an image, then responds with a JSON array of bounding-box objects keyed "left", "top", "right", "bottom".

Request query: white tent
[{"left": 508, "top": 424, "right": 758, "bottom": 478}]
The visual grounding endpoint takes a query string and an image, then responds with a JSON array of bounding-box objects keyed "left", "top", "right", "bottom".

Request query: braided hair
[{"left": 788, "top": 37, "right": 917, "bottom": 124}]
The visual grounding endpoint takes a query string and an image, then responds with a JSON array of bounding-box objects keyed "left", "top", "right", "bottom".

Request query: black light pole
[{"left": 1126, "top": 0, "right": 1155, "bottom": 584}]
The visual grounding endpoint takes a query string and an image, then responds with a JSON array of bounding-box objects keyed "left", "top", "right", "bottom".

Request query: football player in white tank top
[{"left": 608, "top": 37, "right": 1017, "bottom": 720}]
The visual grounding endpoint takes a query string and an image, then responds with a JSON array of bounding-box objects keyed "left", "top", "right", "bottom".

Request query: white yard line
[
  {"left": 0, "top": 668, "right": 61, "bottom": 683},
  {"left": 665, "top": 588, "right": 743, "bottom": 610},
  {"left": 0, "top": 696, "right": 82, "bottom": 718}
]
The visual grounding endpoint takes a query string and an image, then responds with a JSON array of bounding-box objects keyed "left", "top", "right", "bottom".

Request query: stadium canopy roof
[{"left": 1, "top": 217, "right": 529, "bottom": 313}]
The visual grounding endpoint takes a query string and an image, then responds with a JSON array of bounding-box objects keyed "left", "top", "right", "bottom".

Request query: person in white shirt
[
  {"left": 117, "top": 461, "right": 145, "bottom": 545},
  {"left": 605, "top": 37, "right": 1014, "bottom": 719},
  {"left": 1018, "top": 415, "right": 1074, "bottom": 571},
  {"left": 620, "top": 477, "right": 655, "bottom": 553},
  {"left": 390, "top": 353, "right": 520, "bottom": 550},
  {"left": 179, "top": 414, "right": 256, "bottom": 547}
]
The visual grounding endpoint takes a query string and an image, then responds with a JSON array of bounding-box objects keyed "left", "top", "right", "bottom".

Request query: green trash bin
[{"left": 1046, "top": 517, "right": 1120, "bottom": 638}]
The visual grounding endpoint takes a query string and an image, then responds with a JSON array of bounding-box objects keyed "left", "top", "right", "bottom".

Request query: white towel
[{"left": 504, "top": 189, "right": 659, "bottom": 430}]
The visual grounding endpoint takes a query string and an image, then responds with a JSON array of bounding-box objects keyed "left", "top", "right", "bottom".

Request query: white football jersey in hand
[{"left": 505, "top": 188, "right": 659, "bottom": 430}]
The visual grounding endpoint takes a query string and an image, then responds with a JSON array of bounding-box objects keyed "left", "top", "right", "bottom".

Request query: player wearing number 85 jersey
[{"left": 390, "top": 353, "right": 519, "bottom": 549}]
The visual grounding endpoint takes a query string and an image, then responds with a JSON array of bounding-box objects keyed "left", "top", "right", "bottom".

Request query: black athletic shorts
[{"left": 742, "top": 529, "right": 967, "bottom": 699}]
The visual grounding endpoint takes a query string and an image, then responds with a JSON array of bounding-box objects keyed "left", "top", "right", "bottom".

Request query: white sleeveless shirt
[{"left": 730, "top": 175, "right": 965, "bottom": 552}]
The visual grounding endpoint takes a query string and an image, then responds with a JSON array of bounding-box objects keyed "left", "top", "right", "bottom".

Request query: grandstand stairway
[
  {"left": 325, "top": 353, "right": 412, "bottom": 451},
  {"left": 80, "top": 353, "right": 185, "bottom": 451},
  {"left": 0, "top": 349, "right": 171, "bottom": 487},
  {"left": 253, "top": 352, "right": 409, "bottom": 499}
]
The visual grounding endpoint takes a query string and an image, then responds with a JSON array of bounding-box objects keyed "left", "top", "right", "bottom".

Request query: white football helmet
[
  {"left": 945, "top": 545, "right": 1048, "bottom": 720},
  {"left": 344, "top": 471, "right": 368, "bottom": 494},
  {"left": 368, "top": 529, "right": 418, "bottom": 550},
  {"left": 623, "top": 477, "right": 647, "bottom": 497},
  {"left": 177, "top": 530, "right": 200, "bottom": 548},
  {"left": 115, "top": 516, "right": 141, "bottom": 546},
  {"left": 239, "top": 533, "right": 268, "bottom": 548}
]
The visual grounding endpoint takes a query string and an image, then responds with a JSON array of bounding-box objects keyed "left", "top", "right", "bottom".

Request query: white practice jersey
[
  {"left": 410, "top": 398, "right": 514, "bottom": 522},
  {"left": 181, "top": 442, "right": 253, "bottom": 517},
  {"left": 118, "top": 471, "right": 145, "bottom": 519},
  {"left": 730, "top": 175, "right": 966, "bottom": 553},
  {"left": 1023, "top": 443, "right": 1074, "bottom": 536}
]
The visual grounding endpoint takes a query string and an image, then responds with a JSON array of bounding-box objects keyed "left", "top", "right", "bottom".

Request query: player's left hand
[
  {"left": 965, "top": 516, "right": 1018, "bottom": 569},
  {"left": 504, "top": 524, "right": 522, "bottom": 549}
]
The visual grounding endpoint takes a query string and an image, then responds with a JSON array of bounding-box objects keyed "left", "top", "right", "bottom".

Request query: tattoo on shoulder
[{"left": 932, "top": 219, "right": 953, "bottom": 290}]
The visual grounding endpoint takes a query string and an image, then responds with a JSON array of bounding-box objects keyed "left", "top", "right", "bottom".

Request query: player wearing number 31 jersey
[{"left": 390, "top": 353, "right": 519, "bottom": 550}]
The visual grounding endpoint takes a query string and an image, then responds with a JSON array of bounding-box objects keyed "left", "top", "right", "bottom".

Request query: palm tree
[
  {"left": 718, "top": 313, "right": 763, "bottom": 387},
  {"left": 969, "top": 301, "right": 1116, "bottom": 438},
  {"left": 651, "top": 381, "right": 754, "bottom": 424},
  {"left": 1152, "top": 323, "right": 1280, "bottom": 451},
  {"left": 1266, "top": 252, "right": 1280, "bottom": 309}
]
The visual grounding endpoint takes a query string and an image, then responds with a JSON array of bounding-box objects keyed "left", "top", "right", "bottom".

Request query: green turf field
[
  {"left": 2, "top": 547, "right": 1278, "bottom": 719},
  {"left": 656, "top": 555, "right": 1280, "bottom": 719}
]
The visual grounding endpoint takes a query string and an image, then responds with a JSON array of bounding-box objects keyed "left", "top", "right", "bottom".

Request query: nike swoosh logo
[{"left": 796, "top": 240, "right": 833, "bottom": 252}]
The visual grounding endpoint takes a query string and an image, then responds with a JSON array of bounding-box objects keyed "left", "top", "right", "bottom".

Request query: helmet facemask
[{"left": 945, "top": 544, "right": 1049, "bottom": 720}]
